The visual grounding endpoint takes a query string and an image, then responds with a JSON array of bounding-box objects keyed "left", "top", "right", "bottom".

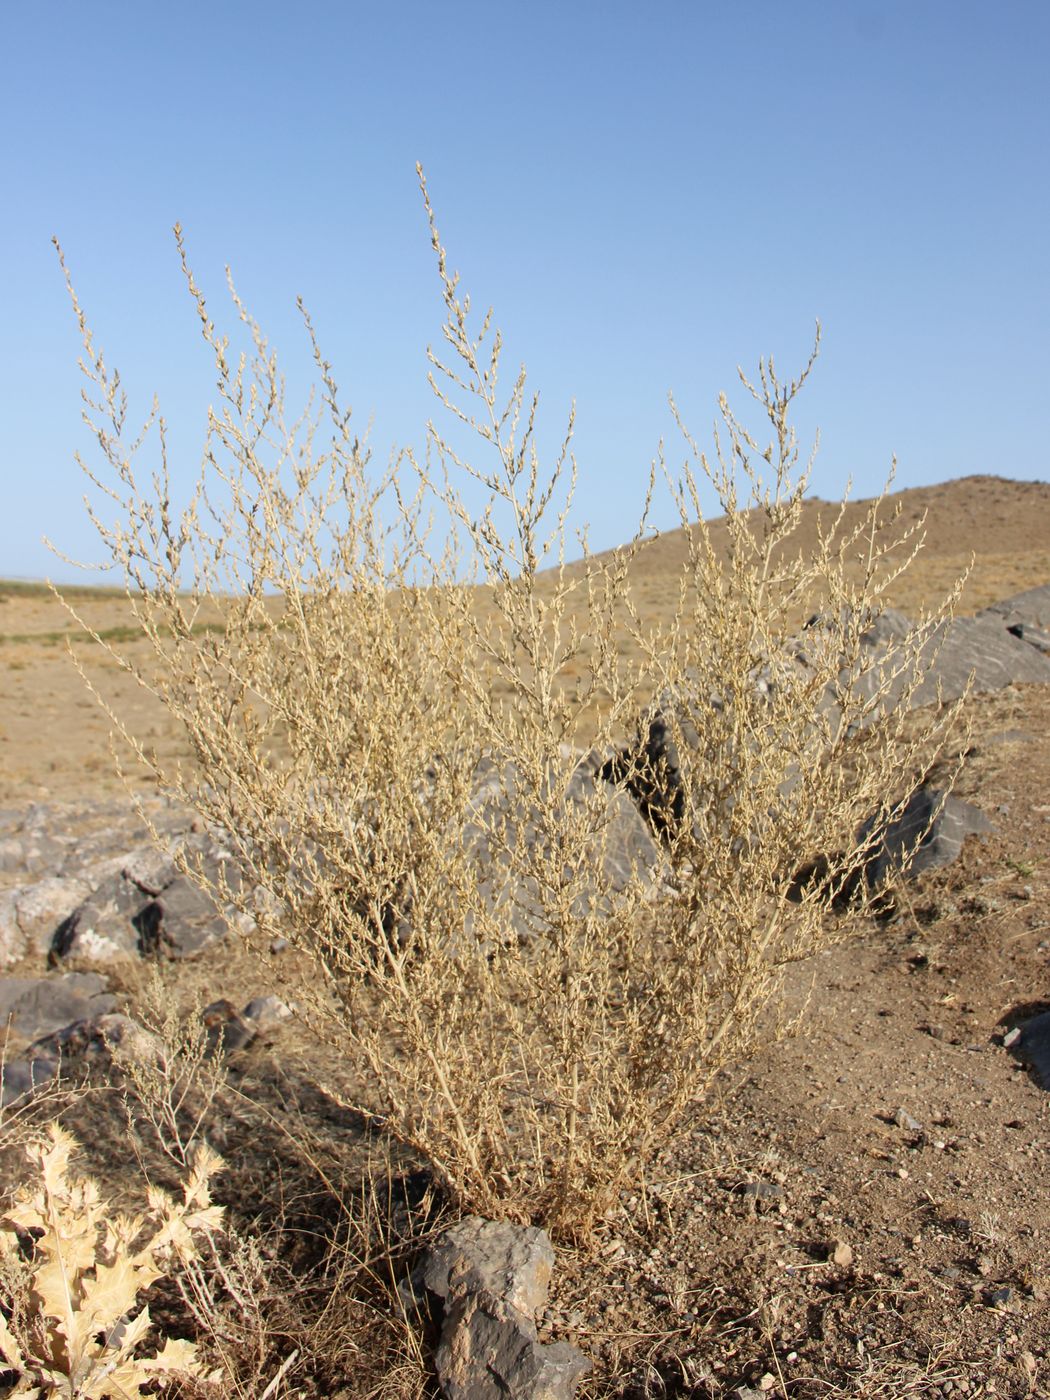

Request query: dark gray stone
[
  {"left": 52, "top": 871, "right": 155, "bottom": 961},
  {"left": 1, "top": 875, "right": 95, "bottom": 967},
  {"left": 435, "top": 1290, "right": 589, "bottom": 1400},
  {"left": 1015, "top": 1011, "right": 1050, "bottom": 1089},
  {"left": 201, "top": 998, "right": 256, "bottom": 1055},
  {"left": 979, "top": 581, "right": 1050, "bottom": 631},
  {"left": 425, "top": 1216, "right": 589, "bottom": 1400},
  {"left": 29, "top": 1011, "right": 162, "bottom": 1069},
  {"left": 461, "top": 755, "right": 661, "bottom": 945},
  {"left": 137, "top": 872, "right": 231, "bottom": 959},
  {"left": 860, "top": 787, "right": 993, "bottom": 888},
  {"left": 200, "top": 992, "right": 291, "bottom": 1057},
  {"left": 52, "top": 835, "right": 238, "bottom": 963},
  {"left": 0, "top": 1054, "right": 59, "bottom": 1108},
  {"left": 0, "top": 972, "right": 115, "bottom": 1041}
]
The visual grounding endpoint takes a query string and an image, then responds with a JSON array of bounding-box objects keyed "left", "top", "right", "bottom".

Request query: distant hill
[{"left": 571, "top": 474, "right": 1050, "bottom": 619}]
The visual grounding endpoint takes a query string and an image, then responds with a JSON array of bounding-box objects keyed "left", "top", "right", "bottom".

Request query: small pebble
[{"left": 832, "top": 1239, "right": 854, "bottom": 1268}]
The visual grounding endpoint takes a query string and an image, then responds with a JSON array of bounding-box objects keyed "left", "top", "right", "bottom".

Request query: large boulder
[
  {"left": 52, "top": 833, "right": 241, "bottom": 963},
  {"left": 0, "top": 876, "right": 94, "bottom": 966},
  {"left": 911, "top": 615, "right": 1050, "bottom": 705},
  {"left": 860, "top": 787, "right": 993, "bottom": 888},
  {"left": 618, "top": 594, "right": 1050, "bottom": 845},
  {"left": 978, "top": 582, "right": 1050, "bottom": 658},
  {"left": 0, "top": 971, "right": 115, "bottom": 1043},
  {"left": 797, "top": 601, "right": 1050, "bottom": 717},
  {"left": 979, "top": 581, "right": 1050, "bottom": 631}
]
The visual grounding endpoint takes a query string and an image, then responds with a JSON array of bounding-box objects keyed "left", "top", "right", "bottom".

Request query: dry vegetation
[
  {"left": 0, "top": 1124, "right": 222, "bottom": 1396},
  {"left": 3, "top": 171, "right": 1009, "bottom": 1396}
]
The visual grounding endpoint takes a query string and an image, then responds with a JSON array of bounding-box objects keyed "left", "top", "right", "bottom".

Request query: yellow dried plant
[
  {"left": 0, "top": 1123, "right": 223, "bottom": 1397},
  {"left": 49, "top": 169, "right": 965, "bottom": 1237}
]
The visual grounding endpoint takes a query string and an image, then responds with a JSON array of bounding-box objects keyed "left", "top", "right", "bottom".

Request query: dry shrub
[{"left": 51, "top": 168, "right": 961, "bottom": 1238}]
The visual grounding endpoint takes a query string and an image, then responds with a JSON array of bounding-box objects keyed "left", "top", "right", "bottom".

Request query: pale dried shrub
[
  {"left": 0, "top": 1123, "right": 222, "bottom": 1397},
  {"left": 114, "top": 972, "right": 229, "bottom": 1172},
  {"left": 51, "top": 169, "right": 962, "bottom": 1237}
]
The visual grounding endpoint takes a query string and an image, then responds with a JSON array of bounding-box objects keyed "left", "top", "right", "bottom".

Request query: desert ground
[{"left": 1, "top": 472, "right": 1049, "bottom": 1398}]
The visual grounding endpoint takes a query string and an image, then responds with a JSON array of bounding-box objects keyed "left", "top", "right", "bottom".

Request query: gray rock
[
  {"left": 201, "top": 998, "right": 256, "bottom": 1055},
  {"left": 894, "top": 1107, "right": 923, "bottom": 1132},
  {"left": 911, "top": 615, "right": 1050, "bottom": 705},
  {"left": 52, "top": 836, "right": 238, "bottom": 963},
  {"left": 119, "top": 844, "right": 181, "bottom": 895},
  {"left": 1006, "top": 621, "right": 1050, "bottom": 657},
  {"left": 0, "top": 875, "right": 94, "bottom": 967},
  {"left": 860, "top": 787, "right": 993, "bottom": 888},
  {"left": 736, "top": 1180, "right": 783, "bottom": 1203},
  {"left": 30, "top": 1011, "right": 163, "bottom": 1069},
  {"left": 435, "top": 1290, "right": 589, "bottom": 1400},
  {"left": 425, "top": 1217, "right": 589, "bottom": 1400},
  {"left": 461, "top": 755, "right": 661, "bottom": 945},
  {"left": 198, "top": 993, "right": 290, "bottom": 1057},
  {"left": 0, "top": 1054, "right": 60, "bottom": 1109},
  {"left": 424, "top": 1217, "right": 555, "bottom": 1320},
  {"left": 857, "top": 607, "right": 914, "bottom": 647},
  {"left": 0, "top": 972, "right": 115, "bottom": 1041},
  {"left": 242, "top": 994, "right": 293, "bottom": 1029},
  {"left": 979, "top": 581, "right": 1050, "bottom": 631},
  {"left": 138, "top": 872, "right": 232, "bottom": 959},
  {"left": 52, "top": 870, "right": 155, "bottom": 961},
  {"left": 18, "top": 833, "right": 70, "bottom": 879}
]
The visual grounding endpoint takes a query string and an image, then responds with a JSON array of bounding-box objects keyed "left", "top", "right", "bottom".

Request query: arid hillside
[{"left": 589, "top": 473, "right": 1050, "bottom": 624}]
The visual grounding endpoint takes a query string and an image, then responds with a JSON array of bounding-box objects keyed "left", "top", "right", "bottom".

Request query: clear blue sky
[{"left": 3, "top": 0, "right": 1048, "bottom": 583}]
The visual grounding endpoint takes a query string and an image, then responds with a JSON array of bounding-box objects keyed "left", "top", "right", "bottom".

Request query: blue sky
[{"left": 2, "top": 1, "right": 1048, "bottom": 582}]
